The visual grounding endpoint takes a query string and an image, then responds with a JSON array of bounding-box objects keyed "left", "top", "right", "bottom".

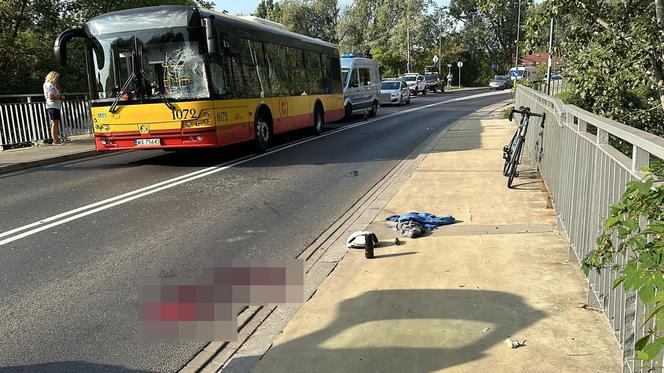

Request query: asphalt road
[{"left": 0, "top": 88, "right": 510, "bottom": 372}]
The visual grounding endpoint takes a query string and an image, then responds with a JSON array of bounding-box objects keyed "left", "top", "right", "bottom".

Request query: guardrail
[
  {"left": 533, "top": 79, "right": 567, "bottom": 96},
  {"left": 515, "top": 85, "right": 664, "bottom": 373},
  {"left": 0, "top": 93, "right": 92, "bottom": 147}
]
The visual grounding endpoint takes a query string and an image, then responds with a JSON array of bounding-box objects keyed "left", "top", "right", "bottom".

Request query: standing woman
[{"left": 43, "top": 71, "right": 65, "bottom": 144}]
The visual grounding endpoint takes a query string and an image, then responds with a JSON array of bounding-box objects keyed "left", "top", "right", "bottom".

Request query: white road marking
[{"left": 0, "top": 90, "right": 508, "bottom": 246}]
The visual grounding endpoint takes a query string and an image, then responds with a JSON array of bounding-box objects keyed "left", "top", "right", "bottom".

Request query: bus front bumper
[{"left": 95, "top": 128, "right": 218, "bottom": 151}]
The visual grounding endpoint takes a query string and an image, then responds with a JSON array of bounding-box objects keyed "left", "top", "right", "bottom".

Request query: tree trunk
[{"left": 11, "top": 0, "right": 29, "bottom": 41}]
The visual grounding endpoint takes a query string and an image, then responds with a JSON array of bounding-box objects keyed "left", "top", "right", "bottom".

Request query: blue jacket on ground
[{"left": 386, "top": 212, "right": 455, "bottom": 230}]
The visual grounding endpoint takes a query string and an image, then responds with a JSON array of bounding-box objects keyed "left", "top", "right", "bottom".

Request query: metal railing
[
  {"left": 0, "top": 93, "right": 92, "bottom": 147},
  {"left": 533, "top": 79, "right": 567, "bottom": 96},
  {"left": 515, "top": 85, "right": 664, "bottom": 373}
]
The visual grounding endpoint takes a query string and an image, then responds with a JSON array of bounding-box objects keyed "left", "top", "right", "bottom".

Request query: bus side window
[
  {"left": 265, "top": 42, "right": 289, "bottom": 96},
  {"left": 255, "top": 42, "right": 270, "bottom": 97},
  {"left": 287, "top": 47, "right": 306, "bottom": 96},
  {"left": 240, "top": 39, "right": 263, "bottom": 98},
  {"left": 320, "top": 55, "right": 330, "bottom": 94},
  {"left": 209, "top": 55, "right": 232, "bottom": 98},
  {"left": 305, "top": 51, "right": 322, "bottom": 95},
  {"left": 329, "top": 56, "right": 342, "bottom": 93}
]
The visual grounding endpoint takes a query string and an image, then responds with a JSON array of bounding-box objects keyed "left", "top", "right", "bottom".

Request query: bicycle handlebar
[{"left": 508, "top": 106, "right": 546, "bottom": 122}]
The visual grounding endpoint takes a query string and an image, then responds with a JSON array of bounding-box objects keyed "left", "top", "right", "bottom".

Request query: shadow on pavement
[
  {"left": 226, "top": 289, "right": 545, "bottom": 373},
  {"left": 0, "top": 361, "right": 151, "bottom": 373}
]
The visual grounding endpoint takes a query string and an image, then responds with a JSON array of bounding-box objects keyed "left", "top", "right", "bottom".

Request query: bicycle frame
[{"left": 503, "top": 106, "right": 546, "bottom": 188}]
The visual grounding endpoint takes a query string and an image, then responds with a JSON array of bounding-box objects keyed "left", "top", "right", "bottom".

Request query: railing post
[
  {"left": 597, "top": 128, "right": 609, "bottom": 145},
  {"left": 631, "top": 146, "right": 650, "bottom": 173}
]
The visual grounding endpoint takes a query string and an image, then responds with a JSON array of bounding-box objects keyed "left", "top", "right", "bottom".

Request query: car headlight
[{"left": 391, "top": 92, "right": 400, "bottom": 97}]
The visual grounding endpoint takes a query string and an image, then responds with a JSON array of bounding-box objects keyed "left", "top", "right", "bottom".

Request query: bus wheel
[
  {"left": 369, "top": 100, "right": 378, "bottom": 117},
  {"left": 344, "top": 103, "right": 352, "bottom": 121},
  {"left": 254, "top": 112, "right": 272, "bottom": 152},
  {"left": 313, "top": 104, "right": 324, "bottom": 136}
]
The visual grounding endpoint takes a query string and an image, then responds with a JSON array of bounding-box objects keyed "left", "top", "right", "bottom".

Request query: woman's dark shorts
[{"left": 46, "top": 108, "right": 61, "bottom": 121}]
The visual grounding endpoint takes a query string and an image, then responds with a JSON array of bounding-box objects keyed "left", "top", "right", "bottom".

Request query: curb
[{"left": 0, "top": 149, "right": 99, "bottom": 175}]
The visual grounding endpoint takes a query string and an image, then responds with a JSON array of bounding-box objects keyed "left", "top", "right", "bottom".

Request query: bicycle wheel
[
  {"left": 502, "top": 130, "right": 518, "bottom": 176},
  {"left": 507, "top": 137, "right": 524, "bottom": 188}
]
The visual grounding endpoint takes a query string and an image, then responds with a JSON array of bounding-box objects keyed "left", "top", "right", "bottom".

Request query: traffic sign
[
  {"left": 510, "top": 70, "right": 519, "bottom": 78},
  {"left": 457, "top": 61, "right": 463, "bottom": 67},
  {"left": 447, "top": 63, "right": 452, "bottom": 68},
  {"left": 433, "top": 55, "right": 439, "bottom": 64}
]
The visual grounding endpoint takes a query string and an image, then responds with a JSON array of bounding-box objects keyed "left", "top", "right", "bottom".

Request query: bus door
[{"left": 211, "top": 34, "right": 251, "bottom": 146}]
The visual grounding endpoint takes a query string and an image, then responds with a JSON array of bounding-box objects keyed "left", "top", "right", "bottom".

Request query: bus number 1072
[{"left": 172, "top": 109, "right": 198, "bottom": 120}]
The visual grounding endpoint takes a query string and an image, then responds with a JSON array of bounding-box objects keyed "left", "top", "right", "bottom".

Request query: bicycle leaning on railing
[{"left": 502, "top": 106, "right": 546, "bottom": 188}]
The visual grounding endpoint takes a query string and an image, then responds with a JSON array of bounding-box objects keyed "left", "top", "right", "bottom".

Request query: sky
[{"left": 213, "top": 0, "right": 450, "bottom": 16}]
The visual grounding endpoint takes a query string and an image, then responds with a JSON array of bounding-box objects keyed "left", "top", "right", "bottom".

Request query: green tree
[
  {"left": 448, "top": 0, "right": 532, "bottom": 73},
  {"left": 336, "top": 0, "right": 443, "bottom": 76},
  {"left": 524, "top": 0, "right": 663, "bottom": 137},
  {"left": 254, "top": 0, "right": 283, "bottom": 21},
  {"left": 278, "top": 0, "right": 338, "bottom": 42}
]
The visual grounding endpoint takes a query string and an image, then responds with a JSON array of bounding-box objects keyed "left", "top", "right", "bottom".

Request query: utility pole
[
  {"left": 439, "top": 16, "right": 443, "bottom": 76},
  {"left": 514, "top": 0, "right": 522, "bottom": 69},
  {"left": 406, "top": 2, "right": 411, "bottom": 73},
  {"left": 545, "top": 17, "right": 555, "bottom": 95}
]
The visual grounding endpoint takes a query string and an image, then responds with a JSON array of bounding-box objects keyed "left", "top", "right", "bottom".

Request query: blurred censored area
[{"left": 140, "top": 259, "right": 304, "bottom": 341}]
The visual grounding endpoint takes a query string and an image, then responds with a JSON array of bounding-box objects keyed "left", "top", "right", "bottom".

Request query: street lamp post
[
  {"left": 545, "top": 17, "right": 555, "bottom": 95},
  {"left": 514, "top": 0, "right": 522, "bottom": 69},
  {"left": 406, "top": 2, "right": 411, "bottom": 73}
]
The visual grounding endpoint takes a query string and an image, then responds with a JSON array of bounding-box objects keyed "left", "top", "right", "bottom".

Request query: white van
[
  {"left": 340, "top": 54, "right": 381, "bottom": 120},
  {"left": 509, "top": 66, "right": 537, "bottom": 81}
]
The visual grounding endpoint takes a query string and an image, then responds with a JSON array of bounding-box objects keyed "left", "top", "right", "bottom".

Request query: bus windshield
[{"left": 90, "top": 28, "right": 209, "bottom": 102}]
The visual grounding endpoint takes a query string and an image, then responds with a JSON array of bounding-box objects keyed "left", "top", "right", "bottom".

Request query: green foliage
[
  {"left": 449, "top": 0, "right": 533, "bottom": 75},
  {"left": 277, "top": 0, "right": 339, "bottom": 43},
  {"left": 335, "top": 0, "right": 443, "bottom": 75},
  {"left": 583, "top": 174, "right": 664, "bottom": 362},
  {"left": 523, "top": 0, "right": 664, "bottom": 139}
]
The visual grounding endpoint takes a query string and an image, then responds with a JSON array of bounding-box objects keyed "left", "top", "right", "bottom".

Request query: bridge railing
[
  {"left": 0, "top": 93, "right": 92, "bottom": 147},
  {"left": 515, "top": 85, "right": 664, "bottom": 373}
]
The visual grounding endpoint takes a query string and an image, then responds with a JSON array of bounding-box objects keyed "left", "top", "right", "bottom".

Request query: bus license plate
[{"left": 135, "top": 138, "right": 160, "bottom": 146}]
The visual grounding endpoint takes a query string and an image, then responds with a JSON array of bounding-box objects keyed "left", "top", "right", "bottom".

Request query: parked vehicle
[
  {"left": 379, "top": 79, "right": 411, "bottom": 105},
  {"left": 341, "top": 54, "right": 381, "bottom": 120},
  {"left": 509, "top": 66, "right": 537, "bottom": 81},
  {"left": 489, "top": 75, "right": 512, "bottom": 90},
  {"left": 424, "top": 74, "right": 444, "bottom": 93},
  {"left": 401, "top": 73, "right": 427, "bottom": 95},
  {"left": 543, "top": 73, "right": 563, "bottom": 81}
]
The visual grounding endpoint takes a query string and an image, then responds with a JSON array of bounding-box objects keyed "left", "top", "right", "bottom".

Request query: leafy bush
[{"left": 583, "top": 174, "right": 664, "bottom": 361}]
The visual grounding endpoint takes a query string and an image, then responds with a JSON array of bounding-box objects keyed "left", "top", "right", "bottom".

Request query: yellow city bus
[{"left": 54, "top": 5, "right": 345, "bottom": 151}]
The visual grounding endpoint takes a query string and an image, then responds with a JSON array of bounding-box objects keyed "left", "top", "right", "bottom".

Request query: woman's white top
[{"left": 43, "top": 82, "right": 62, "bottom": 110}]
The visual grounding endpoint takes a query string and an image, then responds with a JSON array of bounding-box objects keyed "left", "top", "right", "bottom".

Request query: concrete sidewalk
[
  {"left": 250, "top": 117, "right": 623, "bottom": 372},
  {"left": 0, "top": 136, "right": 97, "bottom": 174}
]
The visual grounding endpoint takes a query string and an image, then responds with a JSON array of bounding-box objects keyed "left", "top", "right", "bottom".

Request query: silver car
[{"left": 379, "top": 80, "right": 411, "bottom": 105}]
